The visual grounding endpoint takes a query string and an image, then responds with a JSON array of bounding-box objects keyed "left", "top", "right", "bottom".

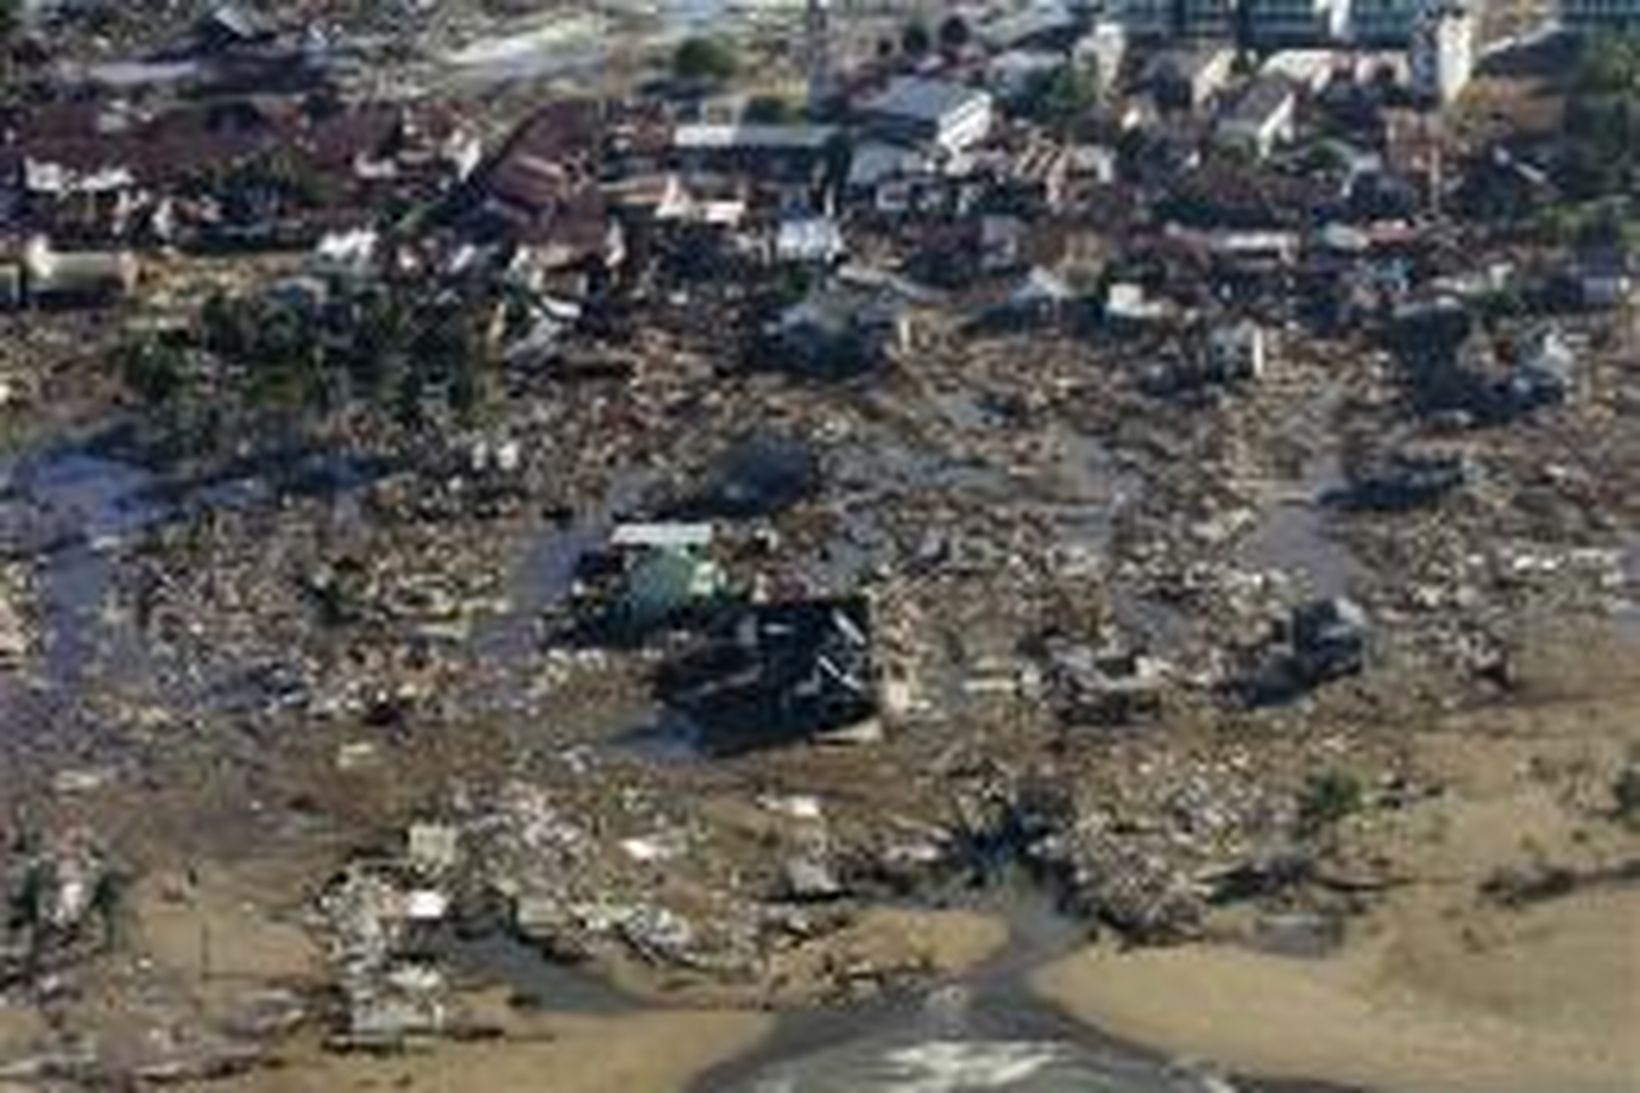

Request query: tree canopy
[
  {"left": 901, "top": 19, "right": 931, "bottom": 58},
  {"left": 1020, "top": 65, "right": 1098, "bottom": 137},
  {"left": 1559, "top": 34, "right": 1640, "bottom": 200},
  {"left": 743, "top": 94, "right": 797, "bottom": 124},
  {"left": 672, "top": 36, "right": 739, "bottom": 85}
]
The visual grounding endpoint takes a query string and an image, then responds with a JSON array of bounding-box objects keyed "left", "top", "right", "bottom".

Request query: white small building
[
  {"left": 23, "top": 237, "right": 140, "bottom": 303},
  {"left": 861, "top": 78, "right": 994, "bottom": 153},
  {"left": 1410, "top": 2, "right": 1475, "bottom": 106},
  {"left": 1216, "top": 78, "right": 1299, "bottom": 160},
  {"left": 1072, "top": 20, "right": 1129, "bottom": 95}
]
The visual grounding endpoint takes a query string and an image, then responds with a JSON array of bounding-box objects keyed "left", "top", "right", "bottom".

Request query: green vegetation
[
  {"left": 901, "top": 18, "right": 931, "bottom": 59},
  {"left": 1614, "top": 766, "right": 1640, "bottom": 830},
  {"left": 743, "top": 94, "right": 798, "bottom": 125},
  {"left": 118, "top": 275, "right": 497, "bottom": 459},
  {"left": 1295, "top": 770, "right": 1364, "bottom": 836},
  {"left": 1558, "top": 34, "right": 1640, "bottom": 201},
  {"left": 672, "top": 36, "right": 739, "bottom": 85},
  {"left": 1019, "top": 65, "right": 1099, "bottom": 137},
  {"left": 117, "top": 331, "right": 192, "bottom": 406},
  {"left": 0, "top": 0, "right": 20, "bottom": 85}
]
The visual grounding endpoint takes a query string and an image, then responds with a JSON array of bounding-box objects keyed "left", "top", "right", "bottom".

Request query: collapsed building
[{"left": 654, "top": 598, "right": 878, "bottom": 755}]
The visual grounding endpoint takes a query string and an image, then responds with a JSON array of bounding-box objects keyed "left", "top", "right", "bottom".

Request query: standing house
[
  {"left": 476, "top": 102, "right": 625, "bottom": 279},
  {"left": 1216, "top": 78, "right": 1299, "bottom": 160},
  {"left": 860, "top": 78, "right": 994, "bottom": 153},
  {"left": 672, "top": 124, "right": 840, "bottom": 191}
]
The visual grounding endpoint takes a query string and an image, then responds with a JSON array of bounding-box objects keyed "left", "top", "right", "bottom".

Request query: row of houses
[
  {"left": 0, "top": 95, "right": 482, "bottom": 253},
  {"left": 1108, "top": 0, "right": 1471, "bottom": 48}
]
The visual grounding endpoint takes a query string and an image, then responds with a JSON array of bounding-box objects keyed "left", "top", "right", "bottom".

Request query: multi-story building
[
  {"left": 1181, "top": 0, "right": 1239, "bottom": 36},
  {"left": 1245, "top": 0, "right": 1349, "bottom": 43},
  {"left": 1348, "top": 0, "right": 1424, "bottom": 43},
  {"left": 1562, "top": 0, "right": 1640, "bottom": 31},
  {"left": 1114, "top": 0, "right": 1347, "bottom": 42},
  {"left": 1109, "top": 0, "right": 1176, "bottom": 38}
]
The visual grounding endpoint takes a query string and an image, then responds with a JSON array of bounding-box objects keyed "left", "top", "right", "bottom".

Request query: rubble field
[{"left": 0, "top": 3, "right": 1637, "bottom": 1090}]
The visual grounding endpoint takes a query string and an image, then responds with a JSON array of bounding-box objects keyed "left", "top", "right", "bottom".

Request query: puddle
[
  {"left": 608, "top": 706, "right": 707, "bottom": 763},
  {"left": 1241, "top": 452, "right": 1362, "bottom": 600},
  {"left": 808, "top": 505, "right": 897, "bottom": 591},
  {"left": 5, "top": 449, "right": 163, "bottom": 693},
  {"left": 686, "top": 433, "right": 818, "bottom": 519},
  {"left": 468, "top": 470, "right": 658, "bottom": 711},
  {"left": 0, "top": 436, "right": 400, "bottom": 757},
  {"left": 436, "top": 928, "right": 638, "bottom": 1014}
]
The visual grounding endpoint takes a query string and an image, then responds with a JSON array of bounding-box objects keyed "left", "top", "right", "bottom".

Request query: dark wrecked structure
[{"left": 654, "top": 598, "right": 877, "bottom": 756}]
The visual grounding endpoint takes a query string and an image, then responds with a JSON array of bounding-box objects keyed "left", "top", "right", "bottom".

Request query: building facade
[
  {"left": 1182, "top": 0, "right": 1239, "bottom": 36},
  {"left": 1245, "top": 0, "right": 1349, "bottom": 43},
  {"left": 1348, "top": 0, "right": 1423, "bottom": 43},
  {"left": 1562, "top": 0, "right": 1640, "bottom": 30},
  {"left": 1109, "top": 0, "right": 1176, "bottom": 38}
]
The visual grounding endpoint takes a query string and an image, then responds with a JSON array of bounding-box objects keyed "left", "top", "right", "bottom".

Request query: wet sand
[{"left": 194, "top": 1008, "right": 772, "bottom": 1093}]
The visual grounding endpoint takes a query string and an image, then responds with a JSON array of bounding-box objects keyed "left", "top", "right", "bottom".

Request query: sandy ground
[
  {"left": 1037, "top": 684, "right": 1640, "bottom": 1093},
  {"left": 1037, "top": 891, "right": 1638, "bottom": 1093},
  {"left": 191, "top": 1007, "right": 773, "bottom": 1093},
  {"left": 131, "top": 863, "right": 319, "bottom": 985},
  {"left": 158, "top": 902, "right": 995, "bottom": 1091}
]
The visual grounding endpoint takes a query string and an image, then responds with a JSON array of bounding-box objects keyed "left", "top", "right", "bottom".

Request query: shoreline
[{"left": 1033, "top": 889, "right": 1640, "bottom": 1093}]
